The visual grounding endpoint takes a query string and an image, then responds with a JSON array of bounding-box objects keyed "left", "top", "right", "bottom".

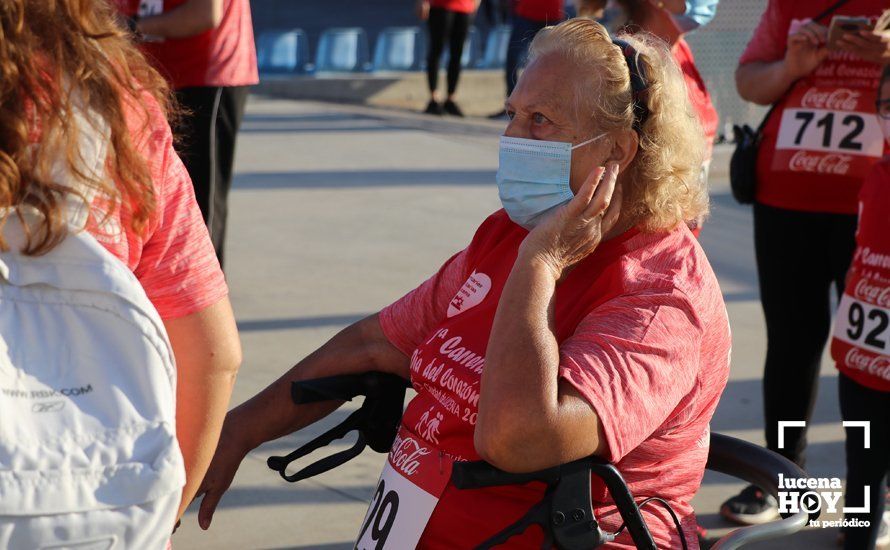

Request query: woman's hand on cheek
[{"left": 518, "top": 161, "right": 622, "bottom": 278}]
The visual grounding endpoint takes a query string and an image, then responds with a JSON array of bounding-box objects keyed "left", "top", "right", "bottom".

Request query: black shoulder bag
[{"left": 729, "top": 0, "right": 852, "bottom": 204}]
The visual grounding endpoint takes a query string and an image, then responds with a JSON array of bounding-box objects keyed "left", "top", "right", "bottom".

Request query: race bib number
[
  {"left": 772, "top": 87, "right": 883, "bottom": 178},
  {"left": 355, "top": 428, "right": 452, "bottom": 550},
  {"left": 835, "top": 293, "right": 890, "bottom": 355},
  {"left": 775, "top": 109, "right": 883, "bottom": 157}
]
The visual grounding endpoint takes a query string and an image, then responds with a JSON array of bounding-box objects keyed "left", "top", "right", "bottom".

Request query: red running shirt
[
  {"left": 84, "top": 92, "right": 227, "bottom": 320},
  {"left": 379, "top": 211, "right": 731, "bottom": 549},
  {"left": 674, "top": 38, "right": 718, "bottom": 155},
  {"left": 430, "top": 0, "right": 477, "bottom": 14},
  {"left": 117, "top": 0, "right": 258, "bottom": 90},
  {"left": 739, "top": 0, "right": 888, "bottom": 214},
  {"left": 830, "top": 158, "right": 890, "bottom": 392}
]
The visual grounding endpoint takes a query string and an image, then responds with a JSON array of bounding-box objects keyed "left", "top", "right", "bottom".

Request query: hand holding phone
[
  {"left": 832, "top": 10, "right": 890, "bottom": 64},
  {"left": 827, "top": 15, "right": 873, "bottom": 51},
  {"left": 785, "top": 20, "right": 829, "bottom": 80}
]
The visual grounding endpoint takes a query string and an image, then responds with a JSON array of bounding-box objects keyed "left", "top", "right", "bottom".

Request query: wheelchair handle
[
  {"left": 268, "top": 371, "right": 410, "bottom": 483},
  {"left": 707, "top": 432, "right": 817, "bottom": 549},
  {"left": 290, "top": 371, "right": 411, "bottom": 405},
  {"left": 451, "top": 461, "right": 561, "bottom": 488},
  {"left": 452, "top": 457, "right": 657, "bottom": 550}
]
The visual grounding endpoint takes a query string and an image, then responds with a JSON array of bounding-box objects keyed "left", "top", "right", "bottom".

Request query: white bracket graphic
[
  {"left": 777, "top": 421, "right": 806, "bottom": 449},
  {"left": 775, "top": 421, "right": 872, "bottom": 515},
  {"left": 845, "top": 485, "right": 871, "bottom": 514},
  {"left": 842, "top": 421, "right": 871, "bottom": 449}
]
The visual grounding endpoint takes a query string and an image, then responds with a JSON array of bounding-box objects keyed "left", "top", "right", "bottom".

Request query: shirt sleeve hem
[
  {"left": 559, "top": 357, "right": 623, "bottom": 464},
  {"left": 378, "top": 305, "right": 416, "bottom": 357},
  {"left": 155, "top": 286, "right": 229, "bottom": 321}
]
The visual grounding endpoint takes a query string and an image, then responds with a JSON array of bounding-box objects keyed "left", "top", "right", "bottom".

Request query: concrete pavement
[{"left": 172, "top": 96, "right": 851, "bottom": 549}]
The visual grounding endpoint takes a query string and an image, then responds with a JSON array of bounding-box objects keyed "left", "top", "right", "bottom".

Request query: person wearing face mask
[
  {"left": 194, "top": 19, "right": 728, "bottom": 549},
  {"left": 614, "top": 0, "right": 719, "bottom": 204},
  {"left": 828, "top": 66, "right": 890, "bottom": 550},
  {"left": 721, "top": 0, "right": 890, "bottom": 527}
]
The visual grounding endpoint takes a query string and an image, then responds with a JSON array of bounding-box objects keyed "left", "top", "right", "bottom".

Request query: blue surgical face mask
[
  {"left": 496, "top": 134, "right": 607, "bottom": 229},
  {"left": 670, "top": 0, "right": 718, "bottom": 34}
]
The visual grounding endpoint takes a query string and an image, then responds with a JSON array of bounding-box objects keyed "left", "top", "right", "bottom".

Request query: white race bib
[
  {"left": 835, "top": 293, "right": 890, "bottom": 355},
  {"left": 775, "top": 108, "right": 883, "bottom": 158},
  {"left": 355, "top": 428, "right": 452, "bottom": 550}
]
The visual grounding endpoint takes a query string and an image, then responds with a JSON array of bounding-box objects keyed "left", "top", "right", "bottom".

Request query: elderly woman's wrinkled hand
[{"left": 518, "top": 162, "right": 622, "bottom": 278}]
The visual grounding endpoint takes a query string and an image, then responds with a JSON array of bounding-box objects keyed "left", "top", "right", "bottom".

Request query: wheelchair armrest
[
  {"left": 707, "top": 433, "right": 817, "bottom": 549},
  {"left": 452, "top": 456, "right": 657, "bottom": 550},
  {"left": 706, "top": 433, "right": 817, "bottom": 521},
  {"left": 710, "top": 512, "right": 809, "bottom": 550},
  {"left": 451, "top": 461, "right": 561, "bottom": 489}
]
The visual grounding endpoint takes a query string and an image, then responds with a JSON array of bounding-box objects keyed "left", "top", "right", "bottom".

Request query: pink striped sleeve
[
  {"left": 558, "top": 289, "right": 702, "bottom": 463},
  {"left": 132, "top": 117, "right": 228, "bottom": 320},
  {"left": 379, "top": 249, "right": 470, "bottom": 356}
]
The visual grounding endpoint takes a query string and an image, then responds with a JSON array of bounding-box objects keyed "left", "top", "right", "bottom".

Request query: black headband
[{"left": 611, "top": 38, "right": 650, "bottom": 131}]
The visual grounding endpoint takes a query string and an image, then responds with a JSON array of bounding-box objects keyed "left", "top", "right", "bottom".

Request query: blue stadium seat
[
  {"left": 315, "top": 27, "right": 371, "bottom": 73},
  {"left": 441, "top": 26, "right": 481, "bottom": 69},
  {"left": 256, "top": 29, "right": 310, "bottom": 75},
  {"left": 373, "top": 27, "right": 425, "bottom": 71},
  {"left": 477, "top": 25, "right": 511, "bottom": 69}
]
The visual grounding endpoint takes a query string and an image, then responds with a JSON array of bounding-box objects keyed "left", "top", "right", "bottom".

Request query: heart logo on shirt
[{"left": 447, "top": 272, "right": 491, "bottom": 318}]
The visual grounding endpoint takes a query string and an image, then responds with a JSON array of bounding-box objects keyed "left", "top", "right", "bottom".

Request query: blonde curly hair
[{"left": 528, "top": 18, "right": 708, "bottom": 232}]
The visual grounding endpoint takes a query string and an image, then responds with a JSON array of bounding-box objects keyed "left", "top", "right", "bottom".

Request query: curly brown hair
[{"left": 0, "top": 0, "right": 172, "bottom": 255}]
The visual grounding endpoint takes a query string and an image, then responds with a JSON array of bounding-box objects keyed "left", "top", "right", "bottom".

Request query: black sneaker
[
  {"left": 423, "top": 100, "right": 443, "bottom": 115},
  {"left": 442, "top": 99, "right": 464, "bottom": 117},
  {"left": 720, "top": 485, "right": 780, "bottom": 525}
]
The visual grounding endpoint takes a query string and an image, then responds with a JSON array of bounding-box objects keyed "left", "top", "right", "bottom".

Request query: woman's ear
[{"left": 608, "top": 129, "right": 639, "bottom": 173}]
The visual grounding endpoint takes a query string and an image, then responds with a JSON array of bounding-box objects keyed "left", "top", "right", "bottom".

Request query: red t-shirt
[
  {"left": 84, "top": 92, "right": 228, "bottom": 319},
  {"left": 430, "top": 0, "right": 477, "bottom": 14},
  {"left": 738, "top": 0, "right": 887, "bottom": 214},
  {"left": 674, "top": 38, "right": 718, "bottom": 155},
  {"left": 379, "top": 211, "right": 731, "bottom": 549},
  {"left": 118, "top": 0, "right": 259, "bottom": 90},
  {"left": 830, "top": 158, "right": 890, "bottom": 392},
  {"left": 514, "top": 0, "right": 564, "bottom": 23}
]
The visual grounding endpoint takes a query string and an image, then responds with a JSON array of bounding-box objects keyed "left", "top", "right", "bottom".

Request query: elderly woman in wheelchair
[{"left": 194, "top": 19, "right": 814, "bottom": 550}]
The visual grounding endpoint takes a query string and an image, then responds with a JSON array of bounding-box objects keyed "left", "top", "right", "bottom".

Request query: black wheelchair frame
[{"left": 267, "top": 372, "right": 818, "bottom": 549}]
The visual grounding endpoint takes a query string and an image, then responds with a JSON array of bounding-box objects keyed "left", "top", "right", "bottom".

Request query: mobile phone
[{"left": 827, "top": 15, "right": 874, "bottom": 50}]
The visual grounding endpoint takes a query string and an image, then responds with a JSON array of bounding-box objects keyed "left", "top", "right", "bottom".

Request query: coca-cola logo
[
  {"left": 845, "top": 348, "right": 890, "bottom": 381},
  {"left": 390, "top": 435, "right": 431, "bottom": 477},
  {"left": 789, "top": 151, "right": 852, "bottom": 175},
  {"left": 801, "top": 88, "right": 860, "bottom": 111},
  {"left": 854, "top": 280, "right": 890, "bottom": 308}
]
